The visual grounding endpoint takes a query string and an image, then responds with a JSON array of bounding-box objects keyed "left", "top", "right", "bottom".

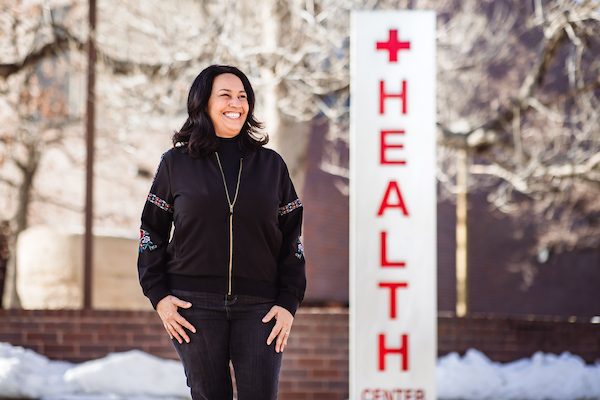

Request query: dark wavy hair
[{"left": 172, "top": 65, "right": 268, "bottom": 157}]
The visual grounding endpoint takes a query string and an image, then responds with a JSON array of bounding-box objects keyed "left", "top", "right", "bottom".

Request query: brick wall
[
  {"left": 437, "top": 311, "right": 600, "bottom": 363},
  {"left": 0, "top": 307, "right": 349, "bottom": 399},
  {"left": 0, "top": 309, "right": 176, "bottom": 362},
  {"left": 1, "top": 308, "right": 599, "bottom": 399}
]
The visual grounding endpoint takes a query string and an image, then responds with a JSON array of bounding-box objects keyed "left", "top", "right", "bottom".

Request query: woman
[{"left": 137, "top": 64, "right": 306, "bottom": 399}]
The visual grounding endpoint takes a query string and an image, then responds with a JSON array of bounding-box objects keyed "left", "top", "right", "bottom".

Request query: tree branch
[{"left": 0, "top": 176, "right": 19, "bottom": 188}]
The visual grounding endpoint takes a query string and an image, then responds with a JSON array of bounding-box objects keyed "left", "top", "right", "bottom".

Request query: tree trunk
[
  {"left": 2, "top": 143, "right": 40, "bottom": 309},
  {"left": 259, "top": 0, "right": 310, "bottom": 196},
  {"left": 455, "top": 149, "right": 469, "bottom": 317},
  {"left": 0, "top": 221, "right": 10, "bottom": 307}
]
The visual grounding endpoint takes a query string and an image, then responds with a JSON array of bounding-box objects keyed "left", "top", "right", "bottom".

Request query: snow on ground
[
  {"left": 1, "top": 341, "right": 600, "bottom": 399},
  {"left": 437, "top": 349, "right": 600, "bottom": 399},
  {"left": 0, "top": 343, "right": 189, "bottom": 399}
]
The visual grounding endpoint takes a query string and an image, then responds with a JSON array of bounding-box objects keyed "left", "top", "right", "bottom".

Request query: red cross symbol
[{"left": 376, "top": 29, "right": 411, "bottom": 62}]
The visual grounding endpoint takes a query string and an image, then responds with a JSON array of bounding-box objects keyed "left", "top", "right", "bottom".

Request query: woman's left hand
[{"left": 262, "top": 305, "right": 294, "bottom": 353}]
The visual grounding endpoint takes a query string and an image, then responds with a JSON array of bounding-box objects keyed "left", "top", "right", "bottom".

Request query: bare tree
[
  {"left": 433, "top": 0, "right": 600, "bottom": 255},
  {"left": 283, "top": 0, "right": 600, "bottom": 257},
  {"left": 1, "top": 0, "right": 598, "bottom": 308},
  {"left": 0, "top": 1, "right": 85, "bottom": 307},
  {"left": 230, "top": 0, "right": 600, "bottom": 294}
]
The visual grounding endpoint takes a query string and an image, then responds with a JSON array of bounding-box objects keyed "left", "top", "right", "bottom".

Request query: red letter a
[{"left": 377, "top": 181, "right": 409, "bottom": 216}]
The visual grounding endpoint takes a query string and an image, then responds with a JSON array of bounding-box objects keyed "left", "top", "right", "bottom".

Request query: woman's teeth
[{"left": 224, "top": 112, "right": 241, "bottom": 119}]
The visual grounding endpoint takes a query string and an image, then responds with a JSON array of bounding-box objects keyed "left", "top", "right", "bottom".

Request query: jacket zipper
[{"left": 215, "top": 152, "right": 243, "bottom": 296}]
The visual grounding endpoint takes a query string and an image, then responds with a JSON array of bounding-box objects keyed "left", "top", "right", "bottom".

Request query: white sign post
[{"left": 350, "top": 10, "right": 437, "bottom": 400}]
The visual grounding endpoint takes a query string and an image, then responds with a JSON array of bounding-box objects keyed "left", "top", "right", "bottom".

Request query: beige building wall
[{"left": 16, "top": 225, "right": 151, "bottom": 310}]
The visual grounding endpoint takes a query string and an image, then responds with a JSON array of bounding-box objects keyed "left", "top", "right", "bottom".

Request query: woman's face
[{"left": 207, "top": 73, "right": 249, "bottom": 138}]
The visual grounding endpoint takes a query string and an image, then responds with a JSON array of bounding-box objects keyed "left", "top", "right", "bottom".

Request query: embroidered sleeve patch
[
  {"left": 294, "top": 237, "right": 304, "bottom": 259},
  {"left": 278, "top": 198, "right": 303, "bottom": 216},
  {"left": 147, "top": 193, "right": 173, "bottom": 213},
  {"left": 139, "top": 229, "right": 158, "bottom": 253}
]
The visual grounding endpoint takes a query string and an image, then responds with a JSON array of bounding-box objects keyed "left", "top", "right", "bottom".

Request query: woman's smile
[
  {"left": 224, "top": 112, "right": 241, "bottom": 119},
  {"left": 208, "top": 73, "right": 249, "bottom": 137}
]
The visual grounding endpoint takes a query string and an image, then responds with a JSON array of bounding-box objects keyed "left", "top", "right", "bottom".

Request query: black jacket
[{"left": 137, "top": 141, "right": 306, "bottom": 315}]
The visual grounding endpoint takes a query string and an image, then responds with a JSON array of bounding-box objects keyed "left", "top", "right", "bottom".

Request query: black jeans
[{"left": 170, "top": 289, "right": 282, "bottom": 400}]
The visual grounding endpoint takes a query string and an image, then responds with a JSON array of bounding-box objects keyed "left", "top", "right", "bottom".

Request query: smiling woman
[
  {"left": 171, "top": 65, "right": 268, "bottom": 157},
  {"left": 136, "top": 64, "right": 306, "bottom": 400},
  {"left": 207, "top": 74, "right": 249, "bottom": 138}
]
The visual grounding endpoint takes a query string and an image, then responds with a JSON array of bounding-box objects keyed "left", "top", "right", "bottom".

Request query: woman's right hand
[{"left": 156, "top": 295, "right": 197, "bottom": 344}]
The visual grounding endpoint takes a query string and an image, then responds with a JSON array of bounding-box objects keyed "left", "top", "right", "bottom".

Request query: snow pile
[
  {"left": 438, "top": 349, "right": 600, "bottom": 400},
  {"left": 0, "top": 342, "right": 74, "bottom": 398},
  {"left": 1, "top": 342, "right": 600, "bottom": 399},
  {"left": 0, "top": 343, "right": 189, "bottom": 399},
  {"left": 64, "top": 350, "right": 188, "bottom": 397}
]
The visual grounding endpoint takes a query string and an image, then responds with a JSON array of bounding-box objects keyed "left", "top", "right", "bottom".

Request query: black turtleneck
[{"left": 216, "top": 134, "right": 242, "bottom": 200}]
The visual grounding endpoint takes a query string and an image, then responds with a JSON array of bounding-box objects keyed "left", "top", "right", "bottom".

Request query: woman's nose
[{"left": 229, "top": 97, "right": 242, "bottom": 107}]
